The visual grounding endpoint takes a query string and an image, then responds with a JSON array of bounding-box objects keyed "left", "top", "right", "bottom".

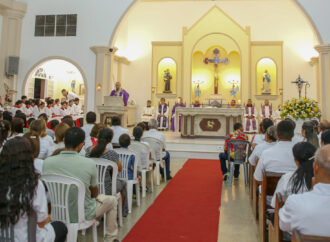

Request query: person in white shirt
[
  {"left": 73, "top": 98, "right": 82, "bottom": 116},
  {"left": 142, "top": 119, "right": 172, "bottom": 179},
  {"left": 285, "top": 118, "right": 304, "bottom": 145},
  {"left": 45, "top": 99, "right": 55, "bottom": 118},
  {"left": 67, "top": 100, "right": 75, "bottom": 115},
  {"left": 317, "top": 120, "right": 330, "bottom": 145},
  {"left": 29, "top": 119, "right": 54, "bottom": 159},
  {"left": 271, "top": 142, "right": 316, "bottom": 208},
  {"left": 111, "top": 116, "right": 130, "bottom": 144},
  {"left": 279, "top": 145, "right": 330, "bottom": 237},
  {"left": 254, "top": 120, "right": 297, "bottom": 181},
  {"left": 273, "top": 104, "right": 282, "bottom": 125},
  {"left": 47, "top": 123, "right": 69, "bottom": 157},
  {"left": 260, "top": 99, "right": 273, "bottom": 120},
  {"left": 81, "top": 111, "right": 97, "bottom": 145},
  {"left": 61, "top": 88, "right": 78, "bottom": 101},
  {"left": 11, "top": 100, "right": 24, "bottom": 116},
  {"left": 301, "top": 121, "right": 320, "bottom": 149},
  {"left": 249, "top": 126, "right": 277, "bottom": 166},
  {"left": 23, "top": 100, "right": 33, "bottom": 118},
  {"left": 251, "top": 118, "right": 274, "bottom": 148},
  {"left": 0, "top": 137, "right": 68, "bottom": 242},
  {"left": 59, "top": 101, "right": 70, "bottom": 117},
  {"left": 131, "top": 126, "right": 150, "bottom": 170},
  {"left": 141, "top": 100, "right": 156, "bottom": 129},
  {"left": 33, "top": 102, "right": 46, "bottom": 119}
]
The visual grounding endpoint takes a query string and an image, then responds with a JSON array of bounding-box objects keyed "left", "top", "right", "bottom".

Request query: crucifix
[
  {"left": 291, "top": 75, "right": 310, "bottom": 99},
  {"left": 204, "top": 48, "right": 229, "bottom": 94}
]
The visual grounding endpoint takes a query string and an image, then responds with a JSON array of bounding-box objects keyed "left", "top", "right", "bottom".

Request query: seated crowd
[
  {"left": 220, "top": 114, "right": 330, "bottom": 239},
  {"left": 0, "top": 96, "right": 172, "bottom": 242}
]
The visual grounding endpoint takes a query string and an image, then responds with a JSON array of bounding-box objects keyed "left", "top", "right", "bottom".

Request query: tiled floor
[{"left": 79, "top": 159, "right": 259, "bottom": 242}]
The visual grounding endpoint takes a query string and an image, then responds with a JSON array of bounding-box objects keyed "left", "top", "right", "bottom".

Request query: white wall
[
  {"left": 17, "top": 0, "right": 134, "bottom": 111},
  {"left": 113, "top": 1, "right": 320, "bottom": 118}
]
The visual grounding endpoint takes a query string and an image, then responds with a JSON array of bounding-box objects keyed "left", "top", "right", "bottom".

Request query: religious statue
[
  {"left": 163, "top": 69, "right": 172, "bottom": 93},
  {"left": 194, "top": 84, "right": 201, "bottom": 99},
  {"left": 204, "top": 48, "right": 229, "bottom": 94},
  {"left": 262, "top": 70, "right": 271, "bottom": 94},
  {"left": 71, "top": 80, "right": 76, "bottom": 93},
  {"left": 230, "top": 84, "right": 239, "bottom": 100}
]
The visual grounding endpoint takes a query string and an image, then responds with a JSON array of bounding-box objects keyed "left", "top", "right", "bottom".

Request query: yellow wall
[{"left": 191, "top": 46, "right": 241, "bottom": 103}]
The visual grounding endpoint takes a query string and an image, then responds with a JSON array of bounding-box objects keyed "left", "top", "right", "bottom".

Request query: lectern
[{"left": 97, "top": 96, "right": 137, "bottom": 128}]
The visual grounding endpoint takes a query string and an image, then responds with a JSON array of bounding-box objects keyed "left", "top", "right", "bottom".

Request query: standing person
[
  {"left": 302, "top": 121, "right": 320, "bottom": 149},
  {"left": 243, "top": 99, "right": 258, "bottom": 133},
  {"left": 61, "top": 89, "right": 78, "bottom": 101},
  {"left": 260, "top": 99, "right": 273, "bottom": 120},
  {"left": 0, "top": 137, "right": 68, "bottom": 242},
  {"left": 219, "top": 123, "right": 248, "bottom": 181},
  {"left": 43, "top": 127, "right": 119, "bottom": 242},
  {"left": 157, "top": 98, "right": 169, "bottom": 130},
  {"left": 110, "top": 82, "right": 130, "bottom": 106},
  {"left": 170, "top": 97, "right": 186, "bottom": 132},
  {"left": 141, "top": 100, "right": 156, "bottom": 129}
]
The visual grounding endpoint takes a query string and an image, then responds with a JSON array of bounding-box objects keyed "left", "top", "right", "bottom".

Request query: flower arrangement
[{"left": 281, "top": 98, "right": 321, "bottom": 120}]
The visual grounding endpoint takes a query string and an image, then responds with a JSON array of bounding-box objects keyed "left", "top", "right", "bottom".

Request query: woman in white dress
[{"left": 0, "top": 137, "right": 68, "bottom": 242}]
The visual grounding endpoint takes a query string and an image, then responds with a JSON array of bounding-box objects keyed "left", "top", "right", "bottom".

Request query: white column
[{"left": 315, "top": 44, "right": 330, "bottom": 120}]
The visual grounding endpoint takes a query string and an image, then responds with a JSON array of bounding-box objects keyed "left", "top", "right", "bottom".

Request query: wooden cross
[{"left": 204, "top": 48, "right": 229, "bottom": 94}]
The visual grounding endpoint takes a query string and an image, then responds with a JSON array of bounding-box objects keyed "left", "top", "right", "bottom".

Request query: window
[{"left": 35, "top": 14, "right": 77, "bottom": 37}]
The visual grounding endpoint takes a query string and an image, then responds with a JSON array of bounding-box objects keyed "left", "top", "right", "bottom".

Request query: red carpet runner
[{"left": 123, "top": 159, "right": 223, "bottom": 242}]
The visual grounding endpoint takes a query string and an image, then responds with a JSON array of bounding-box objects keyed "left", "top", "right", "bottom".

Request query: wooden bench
[
  {"left": 259, "top": 172, "right": 283, "bottom": 242},
  {"left": 268, "top": 193, "right": 287, "bottom": 242},
  {"left": 292, "top": 230, "right": 330, "bottom": 242}
]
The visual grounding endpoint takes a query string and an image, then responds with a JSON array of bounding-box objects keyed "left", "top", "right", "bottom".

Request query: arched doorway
[{"left": 23, "top": 57, "right": 88, "bottom": 111}]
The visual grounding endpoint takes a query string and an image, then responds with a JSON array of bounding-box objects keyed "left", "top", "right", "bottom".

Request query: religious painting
[
  {"left": 191, "top": 45, "right": 241, "bottom": 104},
  {"left": 157, "top": 58, "right": 177, "bottom": 94},
  {"left": 256, "top": 58, "right": 277, "bottom": 95}
]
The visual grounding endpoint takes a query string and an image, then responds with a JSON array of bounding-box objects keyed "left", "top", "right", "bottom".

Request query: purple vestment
[
  {"left": 110, "top": 89, "right": 130, "bottom": 106},
  {"left": 261, "top": 105, "right": 273, "bottom": 118},
  {"left": 157, "top": 104, "right": 168, "bottom": 129},
  {"left": 170, "top": 103, "right": 186, "bottom": 131},
  {"left": 245, "top": 106, "right": 257, "bottom": 132}
]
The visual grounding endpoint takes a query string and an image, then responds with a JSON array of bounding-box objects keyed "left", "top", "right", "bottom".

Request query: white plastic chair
[
  {"left": 41, "top": 174, "right": 98, "bottom": 242},
  {"left": 115, "top": 149, "right": 140, "bottom": 213},
  {"left": 92, "top": 158, "right": 123, "bottom": 229},
  {"left": 141, "top": 137, "right": 167, "bottom": 185},
  {"left": 129, "top": 141, "right": 154, "bottom": 197}
]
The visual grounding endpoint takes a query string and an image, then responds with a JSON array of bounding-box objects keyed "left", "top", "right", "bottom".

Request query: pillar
[{"left": 315, "top": 44, "right": 330, "bottom": 120}]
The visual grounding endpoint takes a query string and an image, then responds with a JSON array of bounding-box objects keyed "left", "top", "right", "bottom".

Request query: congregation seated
[
  {"left": 0, "top": 137, "right": 68, "bottom": 242},
  {"left": 49, "top": 119, "right": 59, "bottom": 132},
  {"left": 86, "top": 127, "right": 128, "bottom": 217},
  {"left": 9, "top": 117, "right": 25, "bottom": 139},
  {"left": 279, "top": 145, "right": 330, "bottom": 237},
  {"left": 271, "top": 142, "right": 316, "bottom": 208},
  {"left": 249, "top": 126, "right": 277, "bottom": 166},
  {"left": 81, "top": 111, "right": 96, "bottom": 145},
  {"left": 251, "top": 118, "right": 274, "bottom": 148},
  {"left": 43, "top": 127, "right": 119, "bottom": 241},
  {"left": 3, "top": 110, "right": 12, "bottom": 122},
  {"left": 219, "top": 122, "right": 248, "bottom": 181},
  {"left": 285, "top": 118, "right": 304, "bottom": 145},
  {"left": 15, "top": 112, "right": 29, "bottom": 133},
  {"left": 111, "top": 116, "right": 130, "bottom": 145},
  {"left": 143, "top": 119, "right": 172, "bottom": 179},
  {"left": 301, "top": 121, "right": 319, "bottom": 149},
  {"left": 321, "top": 130, "right": 330, "bottom": 146},
  {"left": 254, "top": 120, "right": 296, "bottom": 182},
  {"left": 29, "top": 119, "right": 53, "bottom": 160},
  {"left": 24, "top": 132, "right": 43, "bottom": 174},
  {"left": 318, "top": 120, "right": 330, "bottom": 144},
  {"left": 118, "top": 134, "right": 135, "bottom": 180},
  {"left": 131, "top": 126, "right": 150, "bottom": 170},
  {"left": 38, "top": 113, "right": 55, "bottom": 139}
]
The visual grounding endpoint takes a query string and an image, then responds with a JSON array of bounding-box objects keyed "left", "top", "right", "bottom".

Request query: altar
[{"left": 176, "top": 107, "right": 244, "bottom": 138}]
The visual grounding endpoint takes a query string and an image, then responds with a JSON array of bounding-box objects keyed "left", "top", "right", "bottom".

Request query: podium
[{"left": 97, "top": 96, "right": 137, "bottom": 128}]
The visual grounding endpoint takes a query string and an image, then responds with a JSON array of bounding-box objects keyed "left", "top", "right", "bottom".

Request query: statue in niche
[
  {"left": 230, "top": 83, "right": 239, "bottom": 100},
  {"left": 262, "top": 70, "right": 271, "bottom": 94},
  {"left": 163, "top": 69, "right": 172, "bottom": 93}
]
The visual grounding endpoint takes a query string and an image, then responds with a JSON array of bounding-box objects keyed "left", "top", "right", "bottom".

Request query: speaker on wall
[{"left": 6, "top": 56, "right": 20, "bottom": 76}]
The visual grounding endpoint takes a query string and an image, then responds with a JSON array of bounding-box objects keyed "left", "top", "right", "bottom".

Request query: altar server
[
  {"left": 67, "top": 99, "right": 75, "bottom": 115},
  {"left": 45, "top": 99, "right": 55, "bottom": 118},
  {"left": 171, "top": 97, "right": 185, "bottom": 132},
  {"left": 244, "top": 99, "right": 258, "bottom": 133},
  {"left": 157, "top": 98, "right": 169, "bottom": 130},
  {"left": 62, "top": 88, "right": 78, "bottom": 101},
  {"left": 60, "top": 101, "right": 70, "bottom": 116},
  {"left": 110, "top": 81, "right": 130, "bottom": 106},
  {"left": 11, "top": 100, "right": 24, "bottom": 116},
  {"left": 23, "top": 100, "right": 33, "bottom": 118},
  {"left": 260, "top": 99, "right": 273, "bottom": 120},
  {"left": 141, "top": 100, "right": 156, "bottom": 128}
]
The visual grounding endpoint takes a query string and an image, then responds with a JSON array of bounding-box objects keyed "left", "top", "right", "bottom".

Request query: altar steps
[{"left": 164, "top": 132, "right": 224, "bottom": 160}]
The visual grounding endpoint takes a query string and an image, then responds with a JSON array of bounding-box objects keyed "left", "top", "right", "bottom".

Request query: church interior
[{"left": 0, "top": 0, "right": 330, "bottom": 241}]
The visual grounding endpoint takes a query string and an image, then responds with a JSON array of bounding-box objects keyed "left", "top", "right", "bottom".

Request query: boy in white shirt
[
  {"left": 254, "top": 120, "right": 296, "bottom": 181},
  {"left": 60, "top": 102, "right": 70, "bottom": 117},
  {"left": 67, "top": 100, "right": 74, "bottom": 116}
]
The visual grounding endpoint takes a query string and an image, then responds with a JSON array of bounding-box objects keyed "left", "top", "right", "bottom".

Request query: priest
[
  {"left": 244, "top": 99, "right": 258, "bottom": 133},
  {"left": 62, "top": 89, "right": 78, "bottom": 101},
  {"left": 110, "top": 82, "right": 130, "bottom": 106},
  {"left": 170, "top": 97, "right": 185, "bottom": 131},
  {"left": 260, "top": 99, "right": 273, "bottom": 120},
  {"left": 157, "top": 98, "right": 169, "bottom": 130}
]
